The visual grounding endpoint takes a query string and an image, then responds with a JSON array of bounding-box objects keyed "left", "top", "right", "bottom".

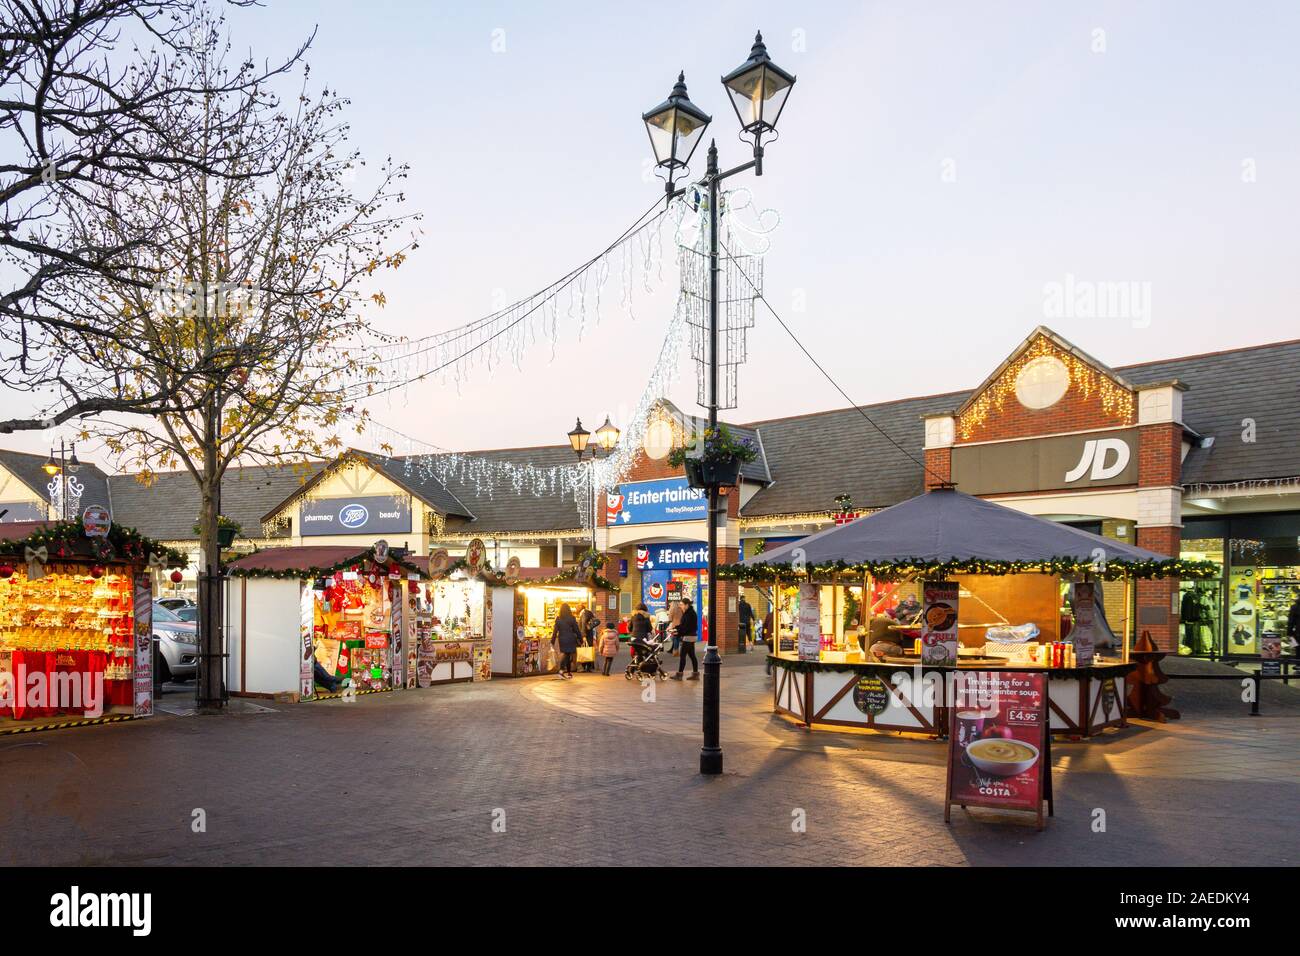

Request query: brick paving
[{"left": 1, "top": 646, "right": 1295, "bottom": 866}]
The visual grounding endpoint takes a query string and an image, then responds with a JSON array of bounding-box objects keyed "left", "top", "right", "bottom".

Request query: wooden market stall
[
  {"left": 226, "top": 543, "right": 430, "bottom": 700},
  {"left": 0, "top": 517, "right": 185, "bottom": 732},
  {"left": 722, "top": 488, "right": 1218, "bottom": 740}
]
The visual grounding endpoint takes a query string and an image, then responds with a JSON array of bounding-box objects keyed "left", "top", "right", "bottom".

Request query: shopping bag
[{"left": 576, "top": 645, "right": 595, "bottom": 664}]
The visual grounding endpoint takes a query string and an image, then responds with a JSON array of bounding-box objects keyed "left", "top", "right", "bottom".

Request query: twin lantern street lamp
[
  {"left": 642, "top": 32, "right": 796, "bottom": 776},
  {"left": 567, "top": 416, "right": 620, "bottom": 550}
]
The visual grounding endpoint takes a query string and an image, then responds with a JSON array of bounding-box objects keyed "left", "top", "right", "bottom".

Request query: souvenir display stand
[
  {"left": 0, "top": 518, "right": 184, "bottom": 732},
  {"left": 722, "top": 488, "right": 1218, "bottom": 742}
]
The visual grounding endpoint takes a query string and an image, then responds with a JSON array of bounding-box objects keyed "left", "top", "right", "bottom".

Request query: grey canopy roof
[{"left": 743, "top": 488, "right": 1166, "bottom": 569}]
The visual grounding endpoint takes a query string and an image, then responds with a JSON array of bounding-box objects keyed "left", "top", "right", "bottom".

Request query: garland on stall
[
  {"left": 0, "top": 519, "right": 186, "bottom": 568},
  {"left": 226, "top": 547, "right": 425, "bottom": 581},
  {"left": 427, "top": 556, "right": 620, "bottom": 592},
  {"left": 766, "top": 655, "right": 1137, "bottom": 678},
  {"left": 719, "top": 556, "right": 1222, "bottom": 584}
]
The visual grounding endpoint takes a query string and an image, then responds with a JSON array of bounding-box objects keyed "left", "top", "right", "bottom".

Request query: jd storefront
[{"left": 1178, "top": 512, "right": 1300, "bottom": 659}]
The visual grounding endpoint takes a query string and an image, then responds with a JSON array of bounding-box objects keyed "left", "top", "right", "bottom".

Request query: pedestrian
[
  {"left": 628, "top": 601, "right": 653, "bottom": 647},
  {"left": 552, "top": 603, "right": 581, "bottom": 679},
  {"left": 1288, "top": 594, "right": 1300, "bottom": 654},
  {"left": 668, "top": 597, "right": 684, "bottom": 654},
  {"left": 577, "top": 606, "right": 598, "bottom": 672},
  {"left": 738, "top": 594, "right": 755, "bottom": 650},
  {"left": 670, "top": 596, "right": 699, "bottom": 680},
  {"left": 599, "top": 621, "right": 621, "bottom": 676},
  {"left": 763, "top": 608, "right": 775, "bottom": 675}
]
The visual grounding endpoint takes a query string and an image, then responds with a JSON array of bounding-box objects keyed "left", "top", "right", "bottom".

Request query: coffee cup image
[{"left": 965, "top": 738, "right": 1039, "bottom": 777}]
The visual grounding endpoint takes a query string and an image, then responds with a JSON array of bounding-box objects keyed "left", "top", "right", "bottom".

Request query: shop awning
[{"left": 725, "top": 487, "right": 1218, "bottom": 581}]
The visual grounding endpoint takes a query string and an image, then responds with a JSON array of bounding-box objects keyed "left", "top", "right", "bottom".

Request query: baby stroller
[{"left": 625, "top": 631, "right": 670, "bottom": 681}]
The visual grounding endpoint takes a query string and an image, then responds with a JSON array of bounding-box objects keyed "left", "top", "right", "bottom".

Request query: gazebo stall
[{"left": 721, "top": 488, "right": 1218, "bottom": 740}]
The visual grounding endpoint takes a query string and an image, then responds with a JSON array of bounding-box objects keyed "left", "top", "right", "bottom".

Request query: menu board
[
  {"left": 920, "top": 581, "right": 959, "bottom": 666},
  {"left": 852, "top": 675, "right": 889, "bottom": 715},
  {"left": 797, "top": 584, "right": 821, "bottom": 661},
  {"left": 945, "top": 670, "right": 1052, "bottom": 829}
]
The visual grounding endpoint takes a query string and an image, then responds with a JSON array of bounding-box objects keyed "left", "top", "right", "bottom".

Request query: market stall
[
  {"left": 505, "top": 571, "right": 599, "bottom": 677},
  {"left": 226, "top": 543, "right": 429, "bottom": 699},
  {"left": 722, "top": 488, "right": 1218, "bottom": 740},
  {"left": 0, "top": 515, "right": 184, "bottom": 732}
]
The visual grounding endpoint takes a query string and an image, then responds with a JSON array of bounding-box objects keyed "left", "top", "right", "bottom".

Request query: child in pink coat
[{"left": 599, "top": 624, "right": 621, "bottom": 676}]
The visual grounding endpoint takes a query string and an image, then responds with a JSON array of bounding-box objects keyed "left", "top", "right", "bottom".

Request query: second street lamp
[
  {"left": 643, "top": 31, "right": 796, "bottom": 776},
  {"left": 567, "top": 416, "right": 620, "bottom": 551}
]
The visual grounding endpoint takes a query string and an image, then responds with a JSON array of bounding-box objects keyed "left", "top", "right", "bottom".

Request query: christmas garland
[
  {"left": 719, "top": 556, "right": 1221, "bottom": 584},
  {"left": 429, "top": 556, "right": 619, "bottom": 592},
  {"left": 767, "top": 655, "right": 1137, "bottom": 679},
  {"left": 226, "top": 547, "right": 426, "bottom": 581},
  {"left": 0, "top": 518, "right": 185, "bottom": 568}
]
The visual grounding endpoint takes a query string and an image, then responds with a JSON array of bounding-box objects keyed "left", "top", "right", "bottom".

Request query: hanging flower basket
[
  {"left": 669, "top": 424, "right": 757, "bottom": 490},
  {"left": 701, "top": 457, "right": 743, "bottom": 488}
]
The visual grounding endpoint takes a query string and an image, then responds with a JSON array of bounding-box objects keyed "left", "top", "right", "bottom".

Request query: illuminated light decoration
[
  {"left": 1183, "top": 477, "right": 1300, "bottom": 497},
  {"left": 432, "top": 528, "right": 587, "bottom": 544},
  {"left": 957, "top": 336, "right": 1135, "bottom": 440}
]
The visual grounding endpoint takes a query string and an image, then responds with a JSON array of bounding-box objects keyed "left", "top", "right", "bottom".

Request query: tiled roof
[
  {"left": 437, "top": 444, "right": 589, "bottom": 535},
  {"left": 1117, "top": 339, "right": 1300, "bottom": 486},
  {"left": 739, "top": 391, "right": 967, "bottom": 517},
  {"left": 109, "top": 462, "right": 324, "bottom": 541}
]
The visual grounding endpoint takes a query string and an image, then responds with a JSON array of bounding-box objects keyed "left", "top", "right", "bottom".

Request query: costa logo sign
[
  {"left": 339, "top": 504, "right": 370, "bottom": 529},
  {"left": 1064, "top": 438, "right": 1131, "bottom": 483}
]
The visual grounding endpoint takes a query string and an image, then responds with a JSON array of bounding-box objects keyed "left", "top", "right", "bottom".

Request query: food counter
[{"left": 769, "top": 652, "right": 1133, "bottom": 739}]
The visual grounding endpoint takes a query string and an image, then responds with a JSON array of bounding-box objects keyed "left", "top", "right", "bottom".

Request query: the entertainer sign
[{"left": 610, "top": 478, "right": 707, "bottom": 525}]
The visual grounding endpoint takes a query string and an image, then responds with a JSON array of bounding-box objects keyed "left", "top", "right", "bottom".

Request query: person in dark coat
[
  {"left": 552, "top": 604, "right": 582, "bottom": 679},
  {"left": 738, "top": 595, "right": 755, "bottom": 649},
  {"left": 670, "top": 597, "right": 700, "bottom": 680}
]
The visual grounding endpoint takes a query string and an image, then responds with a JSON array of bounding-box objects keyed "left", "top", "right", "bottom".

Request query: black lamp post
[
  {"left": 567, "top": 416, "right": 621, "bottom": 551},
  {"left": 643, "top": 32, "right": 796, "bottom": 776},
  {"left": 41, "top": 440, "right": 82, "bottom": 521}
]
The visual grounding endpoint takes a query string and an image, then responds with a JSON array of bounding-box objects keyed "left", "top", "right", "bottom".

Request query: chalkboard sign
[
  {"left": 778, "top": 637, "right": 796, "bottom": 653},
  {"left": 852, "top": 675, "right": 889, "bottom": 715}
]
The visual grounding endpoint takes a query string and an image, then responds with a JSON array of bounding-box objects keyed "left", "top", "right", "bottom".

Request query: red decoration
[
  {"left": 408, "top": 581, "right": 419, "bottom": 594},
  {"left": 90, "top": 565, "right": 105, "bottom": 579},
  {"left": 0, "top": 564, "right": 12, "bottom": 580},
  {"left": 170, "top": 570, "right": 184, "bottom": 584}
]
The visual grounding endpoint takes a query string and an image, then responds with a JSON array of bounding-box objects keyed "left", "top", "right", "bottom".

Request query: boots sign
[{"left": 950, "top": 429, "right": 1138, "bottom": 495}]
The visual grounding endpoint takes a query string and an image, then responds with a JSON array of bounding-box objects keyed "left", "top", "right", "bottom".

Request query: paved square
[{"left": 1, "top": 650, "right": 1295, "bottom": 866}]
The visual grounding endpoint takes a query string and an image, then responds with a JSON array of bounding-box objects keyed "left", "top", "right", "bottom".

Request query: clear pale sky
[{"left": 7, "top": 1, "right": 1298, "bottom": 465}]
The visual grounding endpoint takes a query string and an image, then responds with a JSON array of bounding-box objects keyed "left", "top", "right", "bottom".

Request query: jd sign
[{"left": 1064, "top": 438, "right": 1131, "bottom": 483}]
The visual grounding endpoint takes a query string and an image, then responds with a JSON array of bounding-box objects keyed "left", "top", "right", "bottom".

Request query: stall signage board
[
  {"left": 853, "top": 675, "right": 889, "bottom": 715},
  {"left": 1261, "top": 632, "right": 1281, "bottom": 676},
  {"left": 300, "top": 495, "right": 411, "bottom": 537},
  {"left": 921, "top": 581, "right": 959, "bottom": 666},
  {"left": 945, "top": 670, "right": 1053, "bottom": 829},
  {"left": 609, "top": 478, "right": 707, "bottom": 525},
  {"left": 797, "top": 584, "right": 821, "bottom": 661},
  {"left": 82, "top": 505, "right": 111, "bottom": 538},
  {"left": 1072, "top": 582, "right": 1096, "bottom": 667},
  {"left": 133, "top": 574, "right": 154, "bottom": 716}
]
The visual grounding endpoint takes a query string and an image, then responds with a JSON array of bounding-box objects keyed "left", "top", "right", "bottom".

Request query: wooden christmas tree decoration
[{"left": 1126, "top": 631, "right": 1180, "bottom": 722}]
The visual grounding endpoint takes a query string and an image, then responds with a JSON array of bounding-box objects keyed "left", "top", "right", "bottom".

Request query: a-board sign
[{"left": 945, "top": 670, "right": 1053, "bottom": 830}]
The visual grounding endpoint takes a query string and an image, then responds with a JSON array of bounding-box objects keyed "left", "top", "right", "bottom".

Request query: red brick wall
[
  {"left": 924, "top": 447, "right": 952, "bottom": 489},
  {"left": 1138, "top": 422, "right": 1181, "bottom": 486},
  {"left": 1136, "top": 526, "right": 1180, "bottom": 652},
  {"left": 955, "top": 340, "right": 1136, "bottom": 444},
  {"left": 597, "top": 451, "right": 683, "bottom": 529}
]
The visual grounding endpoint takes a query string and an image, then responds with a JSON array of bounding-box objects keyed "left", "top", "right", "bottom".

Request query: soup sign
[{"left": 945, "top": 670, "right": 1052, "bottom": 829}]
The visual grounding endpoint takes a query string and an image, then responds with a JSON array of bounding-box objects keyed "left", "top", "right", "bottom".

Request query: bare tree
[
  {"left": 41, "top": 16, "right": 417, "bottom": 705},
  {"left": 0, "top": 0, "right": 309, "bottom": 429}
]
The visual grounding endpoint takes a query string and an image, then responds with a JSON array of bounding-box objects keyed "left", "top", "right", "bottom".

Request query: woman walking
[
  {"left": 552, "top": 603, "right": 582, "bottom": 679},
  {"left": 669, "top": 596, "right": 700, "bottom": 680}
]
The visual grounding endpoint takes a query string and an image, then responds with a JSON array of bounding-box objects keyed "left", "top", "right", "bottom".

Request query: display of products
[{"left": 0, "top": 564, "right": 135, "bottom": 719}]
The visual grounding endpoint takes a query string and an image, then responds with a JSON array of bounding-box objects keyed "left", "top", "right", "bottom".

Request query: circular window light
[
  {"left": 1014, "top": 355, "right": 1070, "bottom": 409},
  {"left": 642, "top": 418, "right": 677, "bottom": 460}
]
